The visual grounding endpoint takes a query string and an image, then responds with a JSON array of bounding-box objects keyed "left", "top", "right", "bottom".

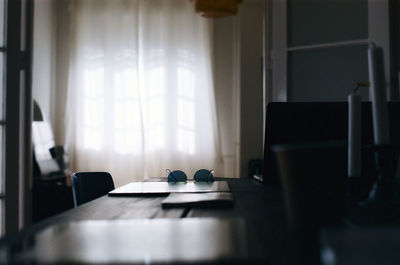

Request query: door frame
[{"left": 267, "top": 0, "right": 394, "bottom": 102}]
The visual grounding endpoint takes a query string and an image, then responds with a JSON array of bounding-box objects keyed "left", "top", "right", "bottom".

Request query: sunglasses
[{"left": 166, "top": 169, "right": 215, "bottom": 182}]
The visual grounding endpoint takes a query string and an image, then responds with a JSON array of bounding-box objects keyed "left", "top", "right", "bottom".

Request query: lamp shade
[
  {"left": 192, "top": 0, "right": 243, "bottom": 18},
  {"left": 33, "top": 100, "right": 43, "bottom": 121}
]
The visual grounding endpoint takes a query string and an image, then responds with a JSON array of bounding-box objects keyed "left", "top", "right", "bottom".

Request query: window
[
  {"left": 66, "top": 0, "right": 224, "bottom": 187},
  {"left": 269, "top": 0, "right": 393, "bottom": 102},
  {"left": 0, "top": 0, "right": 5, "bottom": 234},
  {"left": 3, "top": 0, "right": 33, "bottom": 235}
]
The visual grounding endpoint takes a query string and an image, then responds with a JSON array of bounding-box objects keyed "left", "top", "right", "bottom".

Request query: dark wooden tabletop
[
  {"left": 188, "top": 178, "right": 291, "bottom": 265},
  {"left": 3, "top": 177, "right": 399, "bottom": 265},
  {"left": 0, "top": 178, "right": 293, "bottom": 265}
]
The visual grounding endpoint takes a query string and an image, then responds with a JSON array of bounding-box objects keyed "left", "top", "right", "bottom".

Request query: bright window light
[
  {"left": 82, "top": 68, "right": 104, "bottom": 151},
  {"left": 147, "top": 67, "right": 166, "bottom": 151},
  {"left": 177, "top": 67, "right": 196, "bottom": 154},
  {"left": 113, "top": 68, "right": 142, "bottom": 155}
]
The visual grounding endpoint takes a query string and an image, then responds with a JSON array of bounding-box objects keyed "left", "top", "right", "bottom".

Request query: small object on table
[
  {"left": 166, "top": 169, "right": 215, "bottom": 183},
  {"left": 368, "top": 45, "right": 390, "bottom": 146},
  {"left": 108, "top": 181, "right": 230, "bottom": 196},
  {"left": 166, "top": 169, "right": 187, "bottom": 182},
  {"left": 161, "top": 192, "right": 234, "bottom": 208},
  {"left": 348, "top": 91, "right": 362, "bottom": 178},
  {"left": 366, "top": 45, "right": 399, "bottom": 204},
  {"left": 252, "top": 174, "right": 263, "bottom": 182},
  {"left": 367, "top": 145, "right": 400, "bottom": 204},
  {"left": 347, "top": 83, "right": 368, "bottom": 201},
  {"left": 194, "top": 169, "right": 215, "bottom": 182}
]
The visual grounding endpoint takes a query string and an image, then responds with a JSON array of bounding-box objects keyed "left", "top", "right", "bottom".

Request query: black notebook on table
[{"left": 161, "top": 192, "right": 234, "bottom": 208}]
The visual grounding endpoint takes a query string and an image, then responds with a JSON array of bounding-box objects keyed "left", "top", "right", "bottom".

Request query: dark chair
[
  {"left": 70, "top": 172, "right": 115, "bottom": 207},
  {"left": 32, "top": 100, "right": 73, "bottom": 222},
  {"left": 263, "top": 102, "right": 400, "bottom": 188},
  {"left": 32, "top": 100, "right": 67, "bottom": 177}
]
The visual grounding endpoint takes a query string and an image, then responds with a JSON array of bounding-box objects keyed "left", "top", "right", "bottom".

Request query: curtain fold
[{"left": 65, "top": 0, "right": 223, "bottom": 187}]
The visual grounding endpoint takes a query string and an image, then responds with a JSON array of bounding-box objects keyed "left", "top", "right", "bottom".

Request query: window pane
[
  {"left": 0, "top": 0, "right": 4, "bottom": 47},
  {"left": 0, "top": 52, "right": 3, "bottom": 120},
  {"left": 0, "top": 126, "right": 3, "bottom": 194},
  {"left": 20, "top": 0, "right": 26, "bottom": 51},
  {"left": 0, "top": 199, "right": 3, "bottom": 236},
  {"left": 288, "top": 0, "right": 368, "bottom": 47},
  {"left": 288, "top": 45, "right": 369, "bottom": 101}
]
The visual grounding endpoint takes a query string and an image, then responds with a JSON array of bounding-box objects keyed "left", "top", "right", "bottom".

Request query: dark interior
[{"left": 263, "top": 102, "right": 400, "bottom": 190}]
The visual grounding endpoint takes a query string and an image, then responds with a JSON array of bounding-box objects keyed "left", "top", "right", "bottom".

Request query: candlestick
[
  {"left": 368, "top": 46, "right": 390, "bottom": 145},
  {"left": 398, "top": 71, "right": 400, "bottom": 93},
  {"left": 348, "top": 93, "right": 361, "bottom": 177}
]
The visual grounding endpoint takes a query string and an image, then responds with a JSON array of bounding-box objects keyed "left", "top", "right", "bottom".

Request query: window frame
[
  {"left": 4, "top": 0, "right": 33, "bottom": 234},
  {"left": 268, "top": 0, "right": 394, "bottom": 102}
]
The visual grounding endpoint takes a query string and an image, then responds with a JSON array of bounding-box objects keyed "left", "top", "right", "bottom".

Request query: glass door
[
  {"left": 0, "top": 0, "right": 6, "bottom": 234},
  {"left": 2, "top": 0, "right": 33, "bottom": 235},
  {"left": 287, "top": 0, "right": 369, "bottom": 101},
  {"left": 269, "top": 0, "right": 392, "bottom": 102}
]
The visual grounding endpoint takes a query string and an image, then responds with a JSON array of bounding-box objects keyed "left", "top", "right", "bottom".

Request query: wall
[
  {"left": 397, "top": 0, "right": 400, "bottom": 80},
  {"left": 213, "top": 16, "right": 238, "bottom": 177},
  {"left": 270, "top": 0, "right": 396, "bottom": 102},
  {"left": 287, "top": 0, "right": 370, "bottom": 102},
  {"left": 32, "top": 0, "right": 56, "bottom": 124},
  {"left": 393, "top": 0, "right": 400, "bottom": 93},
  {"left": 53, "top": 0, "right": 71, "bottom": 145},
  {"left": 32, "top": 0, "right": 72, "bottom": 145},
  {"left": 213, "top": 0, "right": 264, "bottom": 178},
  {"left": 238, "top": 0, "right": 264, "bottom": 178}
]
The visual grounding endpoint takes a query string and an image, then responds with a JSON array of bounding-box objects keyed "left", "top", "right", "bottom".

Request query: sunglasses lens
[
  {"left": 168, "top": 170, "right": 187, "bottom": 182},
  {"left": 194, "top": 169, "right": 214, "bottom": 182}
]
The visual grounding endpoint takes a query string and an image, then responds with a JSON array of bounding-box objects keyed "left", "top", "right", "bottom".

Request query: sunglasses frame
[{"left": 166, "top": 169, "right": 215, "bottom": 182}]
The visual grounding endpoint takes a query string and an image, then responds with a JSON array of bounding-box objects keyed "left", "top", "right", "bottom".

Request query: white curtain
[{"left": 65, "top": 0, "right": 224, "bottom": 187}]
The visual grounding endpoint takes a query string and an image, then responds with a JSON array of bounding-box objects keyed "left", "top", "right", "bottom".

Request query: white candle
[
  {"left": 398, "top": 71, "right": 400, "bottom": 92},
  {"left": 368, "top": 46, "right": 390, "bottom": 145},
  {"left": 348, "top": 94, "right": 361, "bottom": 177}
]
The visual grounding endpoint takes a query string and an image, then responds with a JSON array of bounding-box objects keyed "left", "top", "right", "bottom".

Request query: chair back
[
  {"left": 70, "top": 172, "right": 115, "bottom": 207},
  {"left": 32, "top": 120, "right": 61, "bottom": 177},
  {"left": 263, "top": 102, "right": 400, "bottom": 185}
]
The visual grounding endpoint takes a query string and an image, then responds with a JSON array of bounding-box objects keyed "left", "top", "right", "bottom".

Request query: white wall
[
  {"left": 238, "top": 0, "right": 264, "bottom": 178},
  {"left": 213, "top": 17, "right": 238, "bottom": 177},
  {"left": 213, "top": 0, "right": 264, "bottom": 178},
  {"left": 53, "top": 0, "right": 71, "bottom": 145},
  {"left": 32, "top": 0, "right": 71, "bottom": 145},
  {"left": 32, "top": 0, "right": 56, "bottom": 124}
]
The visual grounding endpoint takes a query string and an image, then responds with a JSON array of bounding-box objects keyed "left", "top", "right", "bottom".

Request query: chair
[
  {"left": 32, "top": 100, "right": 73, "bottom": 222},
  {"left": 70, "top": 172, "right": 115, "bottom": 207},
  {"left": 263, "top": 102, "right": 400, "bottom": 186},
  {"left": 32, "top": 100, "right": 67, "bottom": 177}
]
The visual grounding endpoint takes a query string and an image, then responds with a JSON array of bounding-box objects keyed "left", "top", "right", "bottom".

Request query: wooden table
[
  {"left": 0, "top": 178, "right": 294, "bottom": 265},
  {"left": 2, "top": 177, "right": 400, "bottom": 264}
]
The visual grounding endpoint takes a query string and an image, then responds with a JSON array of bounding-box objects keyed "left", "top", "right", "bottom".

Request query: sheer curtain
[{"left": 65, "top": 0, "right": 223, "bottom": 187}]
